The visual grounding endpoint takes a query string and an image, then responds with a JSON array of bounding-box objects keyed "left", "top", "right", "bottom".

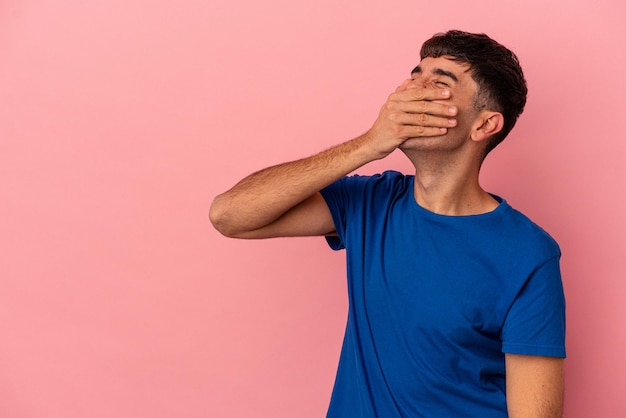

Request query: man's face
[{"left": 399, "top": 56, "right": 481, "bottom": 152}]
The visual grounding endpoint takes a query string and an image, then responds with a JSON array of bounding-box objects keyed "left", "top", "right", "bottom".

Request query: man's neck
[{"left": 409, "top": 152, "right": 498, "bottom": 216}]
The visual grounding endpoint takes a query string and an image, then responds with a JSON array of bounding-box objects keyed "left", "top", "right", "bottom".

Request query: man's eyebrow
[
  {"left": 410, "top": 65, "right": 458, "bottom": 82},
  {"left": 433, "top": 68, "right": 458, "bottom": 82}
]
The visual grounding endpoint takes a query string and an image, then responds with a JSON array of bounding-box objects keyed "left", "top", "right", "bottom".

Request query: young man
[{"left": 210, "top": 30, "right": 566, "bottom": 417}]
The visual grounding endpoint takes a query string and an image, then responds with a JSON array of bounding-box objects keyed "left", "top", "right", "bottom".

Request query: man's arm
[
  {"left": 209, "top": 137, "right": 375, "bottom": 239},
  {"left": 505, "top": 353, "right": 564, "bottom": 417},
  {"left": 209, "top": 86, "right": 457, "bottom": 239}
]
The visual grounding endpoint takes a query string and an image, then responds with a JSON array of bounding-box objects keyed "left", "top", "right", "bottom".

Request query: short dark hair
[{"left": 420, "top": 30, "right": 527, "bottom": 156}]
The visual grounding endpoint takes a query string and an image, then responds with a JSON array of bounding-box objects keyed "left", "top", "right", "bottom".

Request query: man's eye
[{"left": 435, "top": 81, "right": 450, "bottom": 87}]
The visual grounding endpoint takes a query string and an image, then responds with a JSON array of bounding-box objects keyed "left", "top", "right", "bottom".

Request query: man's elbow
[{"left": 209, "top": 195, "right": 238, "bottom": 238}]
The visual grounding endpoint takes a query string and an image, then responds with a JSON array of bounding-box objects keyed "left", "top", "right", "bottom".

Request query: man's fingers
[
  {"left": 386, "top": 99, "right": 457, "bottom": 126},
  {"left": 367, "top": 84, "right": 457, "bottom": 151},
  {"left": 391, "top": 112, "right": 457, "bottom": 128},
  {"left": 403, "top": 125, "right": 449, "bottom": 137},
  {"left": 388, "top": 88, "right": 457, "bottom": 118},
  {"left": 393, "top": 86, "right": 451, "bottom": 102},
  {"left": 402, "top": 100, "right": 457, "bottom": 117}
]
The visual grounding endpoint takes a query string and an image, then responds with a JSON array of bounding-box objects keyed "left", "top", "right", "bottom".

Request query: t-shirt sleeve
[
  {"left": 501, "top": 255, "right": 566, "bottom": 358},
  {"left": 319, "top": 178, "right": 350, "bottom": 250},
  {"left": 320, "top": 174, "right": 373, "bottom": 251}
]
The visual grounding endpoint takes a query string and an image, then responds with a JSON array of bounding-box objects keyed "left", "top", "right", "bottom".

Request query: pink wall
[{"left": 1, "top": 0, "right": 624, "bottom": 416}]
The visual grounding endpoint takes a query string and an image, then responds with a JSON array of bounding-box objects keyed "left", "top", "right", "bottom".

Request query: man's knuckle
[
  {"left": 413, "top": 89, "right": 425, "bottom": 100},
  {"left": 384, "top": 101, "right": 397, "bottom": 112}
]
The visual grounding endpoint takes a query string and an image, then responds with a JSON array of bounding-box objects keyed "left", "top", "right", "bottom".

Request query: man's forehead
[{"left": 413, "top": 56, "right": 472, "bottom": 73}]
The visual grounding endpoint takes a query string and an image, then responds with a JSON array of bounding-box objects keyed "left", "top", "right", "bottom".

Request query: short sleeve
[
  {"left": 320, "top": 178, "right": 349, "bottom": 250},
  {"left": 320, "top": 175, "right": 373, "bottom": 251},
  {"left": 501, "top": 255, "right": 566, "bottom": 358}
]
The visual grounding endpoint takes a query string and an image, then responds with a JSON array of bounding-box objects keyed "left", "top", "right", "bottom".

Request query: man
[{"left": 210, "top": 30, "right": 566, "bottom": 417}]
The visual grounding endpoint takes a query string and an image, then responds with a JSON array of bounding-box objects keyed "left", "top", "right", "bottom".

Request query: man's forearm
[{"left": 209, "top": 134, "right": 377, "bottom": 237}]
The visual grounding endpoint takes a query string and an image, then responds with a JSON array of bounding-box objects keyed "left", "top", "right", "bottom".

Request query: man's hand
[{"left": 363, "top": 85, "right": 458, "bottom": 158}]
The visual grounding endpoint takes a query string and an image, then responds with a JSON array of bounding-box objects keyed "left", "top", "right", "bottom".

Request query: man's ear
[{"left": 471, "top": 111, "right": 504, "bottom": 143}]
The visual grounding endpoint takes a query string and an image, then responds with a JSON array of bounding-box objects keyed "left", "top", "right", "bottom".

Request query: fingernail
[
  {"left": 439, "top": 128, "right": 448, "bottom": 133},
  {"left": 448, "top": 107, "right": 457, "bottom": 115},
  {"left": 442, "top": 90, "right": 450, "bottom": 97},
  {"left": 448, "top": 119, "right": 457, "bottom": 126}
]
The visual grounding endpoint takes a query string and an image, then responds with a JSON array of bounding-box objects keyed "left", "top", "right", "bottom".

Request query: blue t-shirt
[{"left": 320, "top": 171, "right": 566, "bottom": 418}]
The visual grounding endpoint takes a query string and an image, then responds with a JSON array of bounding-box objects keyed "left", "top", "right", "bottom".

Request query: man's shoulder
[
  {"left": 321, "top": 170, "right": 411, "bottom": 215},
  {"left": 339, "top": 170, "right": 411, "bottom": 191},
  {"left": 344, "top": 169, "right": 409, "bottom": 182},
  {"left": 497, "top": 202, "right": 561, "bottom": 259}
]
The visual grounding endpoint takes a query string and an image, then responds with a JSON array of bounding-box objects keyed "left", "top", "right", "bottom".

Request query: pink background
[{"left": 1, "top": 0, "right": 625, "bottom": 417}]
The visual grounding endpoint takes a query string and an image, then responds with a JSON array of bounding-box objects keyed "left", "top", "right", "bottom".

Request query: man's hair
[{"left": 420, "top": 30, "right": 527, "bottom": 156}]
